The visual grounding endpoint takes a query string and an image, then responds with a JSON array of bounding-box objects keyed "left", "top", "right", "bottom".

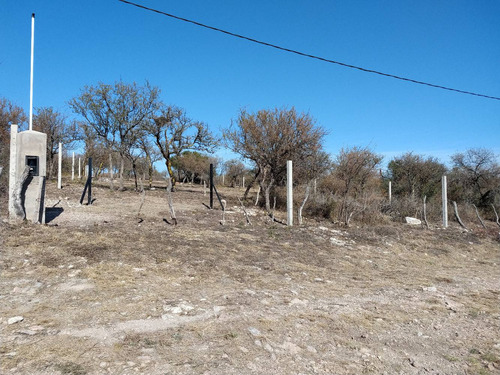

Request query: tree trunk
[
  {"left": 166, "top": 158, "right": 176, "bottom": 190},
  {"left": 48, "top": 155, "right": 55, "bottom": 180},
  {"left": 244, "top": 169, "right": 260, "bottom": 200},
  {"left": 109, "top": 153, "right": 114, "bottom": 190},
  {"left": 263, "top": 177, "right": 275, "bottom": 213},
  {"left": 423, "top": 195, "right": 429, "bottom": 229},
  {"left": 147, "top": 155, "right": 153, "bottom": 189},
  {"left": 255, "top": 185, "right": 261, "bottom": 206},
  {"left": 238, "top": 197, "right": 252, "bottom": 225},
  {"left": 137, "top": 178, "right": 145, "bottom": 217},
  {"left": 132, "top": 161, "right": 138, "bottom": 191},
  {"left": 472, "top": 204, "right": 486, "bottom": 229},
  {"left": 298, "top": 184, "right": 311, "bottom": 225},
  {"left": 119, "top": 155, "right": 125, "bottom": 191},
  {"left": 492, "top": 204, "right": 500, "bottom": 228},
  {"left": 166, "top": 177, "right": 177, "bottom": 225},
  {"left": 452, "top": 201, "right": 467, "bottom": 230}
]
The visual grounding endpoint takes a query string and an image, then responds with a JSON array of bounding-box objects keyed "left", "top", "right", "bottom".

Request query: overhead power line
[{"left": 118, "top": 0, "right": 500, "bottom": 102}]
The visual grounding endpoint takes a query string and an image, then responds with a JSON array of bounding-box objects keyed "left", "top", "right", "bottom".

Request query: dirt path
[{"left": 1, "top": 181, "right": 499, "bottom": 374}]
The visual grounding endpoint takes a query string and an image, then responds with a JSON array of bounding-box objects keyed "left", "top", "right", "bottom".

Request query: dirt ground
[{"left": 1, "top": 180, "right": 499, "bottom": 375}]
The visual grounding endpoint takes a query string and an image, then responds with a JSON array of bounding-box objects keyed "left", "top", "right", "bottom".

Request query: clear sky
[{"left": 1, "top": 0, "right": 499, "bottom": 167}]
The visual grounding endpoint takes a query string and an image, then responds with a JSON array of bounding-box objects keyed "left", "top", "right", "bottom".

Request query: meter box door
[{"left": 26, "top": 155, "right": 40, "bottom": 176}]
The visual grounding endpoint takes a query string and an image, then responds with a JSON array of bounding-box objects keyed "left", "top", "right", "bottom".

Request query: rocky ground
[{"left": 1, "top": 180, "right": 499, "bottom": 375}]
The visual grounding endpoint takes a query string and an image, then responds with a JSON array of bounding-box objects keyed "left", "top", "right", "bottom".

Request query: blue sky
[{"left": 1, "top": 0, "right": 499, "bottom": 168}]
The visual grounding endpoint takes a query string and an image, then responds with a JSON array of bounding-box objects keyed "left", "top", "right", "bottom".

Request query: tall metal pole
[
  {"left": 287, "top": 160, "right": 293, "bottom": 226},
  {"left": 388, "top": 181, "right": 392, "bottom": 204},
  {"left": 29, "top": 13, "right": 35, "bottom": 131},
  {"left": 442, "top": 175, "right": 448, "bottom": 228},
  {"left": 209, "top": 163, "right": 214, "bottom": 209}
]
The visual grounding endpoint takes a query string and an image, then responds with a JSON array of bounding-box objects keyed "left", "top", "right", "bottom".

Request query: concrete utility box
[{"left": 9, "top": 124, "right": 47, "bottom": 223}]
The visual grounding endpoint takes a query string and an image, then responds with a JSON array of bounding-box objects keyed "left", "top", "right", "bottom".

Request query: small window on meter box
[{"left": 26, "top": 156, "right": 39, "bottom": 176}]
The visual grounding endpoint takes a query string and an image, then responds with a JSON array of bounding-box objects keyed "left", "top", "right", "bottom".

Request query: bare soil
[{"left": 1, "top": 180, "right": 499, "bottom": 375}]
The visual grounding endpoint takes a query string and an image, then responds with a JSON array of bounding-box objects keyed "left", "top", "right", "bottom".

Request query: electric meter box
[{"left": 9, "top": 125, "right": 47, "bottom": 223}]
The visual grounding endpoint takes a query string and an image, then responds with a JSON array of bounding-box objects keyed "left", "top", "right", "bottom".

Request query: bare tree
[
  {"left": 33, "top": 107, "right": 80, "bottom": 180},
  {"left": 69, "top": 81, "right": 161, "bottom": 190},
  {"left": 0, "top": 98, "right": 27, "bottom": 197},
  {"left": 144, "top": 106, "right": 215, "bottom": 188},
  {"left": 137, "top": 135, "right": 162, "bottom": 189},
  {"left": 223, "top": 159, "right": 246, "bottom": 187},
  {"left": 333, "top": 146, "right": 382, "bottom": 225},
  {"left": 450, "top": 148, "right": 500, "bottom": 207},
  {"left": 224, "top": 107, "right": 327, "bottom": 212}
]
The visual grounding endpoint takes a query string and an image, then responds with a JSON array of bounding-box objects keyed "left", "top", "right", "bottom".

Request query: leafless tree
[
  {"left": 224, "top": 107, "right": 327, "bottom": 212},
  {"left": 33, "top": 107, "right": 80, "bottom": 180},
  {"left": 0, "top": 98, "right": 27, "bottom": 196},
  {"left": 70, "top": 81, "right": 161, "bottom": 190},
  {"left": 332, "top": 146, "right": 382, "bottom": 225},
  {"left": 223, "top": 159, "right": 246, "bottom": 187},
  {"left": 144, "top": 106, "right": 215, "bottom": 188},
  {"left": 450, "top": 148, "right": 500, "bottom": 207}
]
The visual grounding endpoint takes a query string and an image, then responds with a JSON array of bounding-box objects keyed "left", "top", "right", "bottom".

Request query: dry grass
[{"left": 1, "top": 179, "right": 499, "bottom": 374}]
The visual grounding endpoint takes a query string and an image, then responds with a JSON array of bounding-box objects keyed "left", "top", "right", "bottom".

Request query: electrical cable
[{"left": 118, "top": 0, "right": 500, "bottom": 101}]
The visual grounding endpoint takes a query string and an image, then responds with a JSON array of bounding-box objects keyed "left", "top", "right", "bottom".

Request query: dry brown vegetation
[{"left": 1, "top": 180, "right": 499, "bottom": 375}]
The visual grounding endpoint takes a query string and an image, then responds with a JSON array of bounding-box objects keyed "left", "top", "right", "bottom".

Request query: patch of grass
[
  {"left": 481, "top": 352, "right": 499, "bottom": 363},
  {"left": 54, "top": 362, "right": 87, "bottom": 375},
  {"left": 224, "top": 332, "right": 238, "bottom": 340},
  {"left": 443, "top": 354, "right": 459, "bottom": 362}
]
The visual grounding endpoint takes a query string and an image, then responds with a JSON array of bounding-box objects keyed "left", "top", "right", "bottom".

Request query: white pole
[
  {"left": 57, "top": 142, "right": 62, "bottom": 189},
  {"left": 242, "top": 176, "right": 245, "bottom": 189},
  {"left": 389, "top": 181, "right": 392, "bottom": 203},
  {"left": 29, "top": 13, "right": 35, "bottom": 131},
  {"left": 78, "top": 157, "right": 81, "bottom": 179},
  {"left": 71, "top": 152, "right": 75, "bottom": 180},
  {"left": 287, "top": 160, "right": 293, "bottom": 226},
  {"left": 442, "top": 175, "right": 448, "bottom": 228}
]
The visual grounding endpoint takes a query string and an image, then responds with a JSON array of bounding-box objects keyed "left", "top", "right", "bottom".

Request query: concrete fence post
[
  {"left": 287, "top": 160, "right": 293, "bottom": 226},
  {"left": 57, "top": 142, "right": 62, "bottom": 189},
  {"left": 442, "top": 175, "right": 448, "bottom": 228}
]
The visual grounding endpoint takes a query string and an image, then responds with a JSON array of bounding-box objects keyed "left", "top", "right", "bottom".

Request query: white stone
[
  {"left": 405, "top": 217, "right": 422, "bottom": 225},
  {"left": 422, "top": 286, "right": 437, "bottom": 292},
  {"left": 289, "top": 298, "right": 308, "bottom": 306},
  {"left": 330, "top": 237, "right": 347, "bottom": 246},
  {"left": 248, "top": 327, "right": 261, "bottom": 336},
  {"left": 8, "top": 316, "right": 24, "bottom": 325}
]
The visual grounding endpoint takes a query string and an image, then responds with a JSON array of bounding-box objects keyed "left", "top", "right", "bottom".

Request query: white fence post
[
  {"left": 71, "top": 152, "right": 75, "bottom": 180},
  {"left": 442, "top": 175, "right": 448, "bottom": 228},
  {"left": 287, "top": 160, "right": 293, "bottom": 226},
  {"left": 389, "top": 180, "right": 392, "bottom": 203},
  {"left": 57, "top": 142, "right": 62, "bottom": 189}
]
